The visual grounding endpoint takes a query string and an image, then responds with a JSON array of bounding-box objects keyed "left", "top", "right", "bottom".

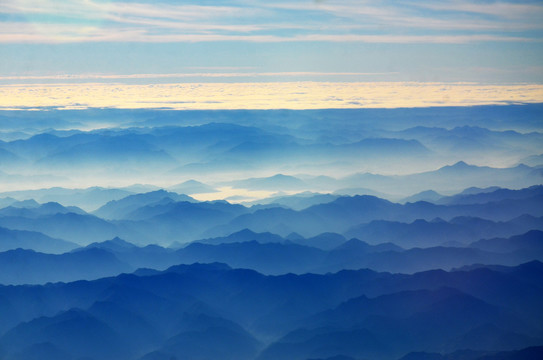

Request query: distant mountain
[
  {"left": 0, "top": 186, "right": 134, "bottom": 212},
  {"left": 93, "top": 190, "right": 196, "bottom": 220},
  {"left": 206, "top": 195, "right": 402, "bottom": 238},
  {"left": 470, "top": 230, "right": 543, "bottom": 255},
  {"left": 0, "top": 196, "right": 17, "bottom": 208},
  {"left": 0, "top": 201, "right": 87, "bottom": 217},
  {"left": 168, "top": 179, "right": 217, "bottom": 194},
  {"left": 194, "top": 229, "right": 285, "bottom": 246},
  {"left": 2, "top": 190, "right": 541, "bottom": 247},
  {"left": 207, "top": 192, "right": 543, "bottom": 239},
  {"left": 344, "top": 218, "right": 474, "bottom": 248},
  {"left": 333, "top": 186, "right": 391, "bottom": 199},
  {"left": 2, "top": 106, "right": 543, "bottom": 192},
  {"left": 6, "top": 198, "right": 40, "bottom": 208},
  {"left": 0, "top": 197, "right": 41, "bottom": 209},
  {"left": 321, "top": 242, "right": 525, "bottom": 274},
  {"left": 177, "top": 241, "right": 326, "bottom": 275},
  {"left": 0, "top": 226, "right": 78, "bottom": 254},
  {"left": 115, "top": 200, "right": 249, "bottom": 244},
  {"left": 172, "top": 233, "right": 541, "bottom": 275},
  {"left": 212, "top": 137, "right": 430, "bottom": 175},
  {"left": 3, "top": 108, "right": 542, "bottom": 195},
  {"left": 297, "top": 232, "right": 348, "bottom": 250},
  {"left": 459, "top": 186, "right": 503, "bottom": 196},
  {"left": 84, "top": 236, "right": 138, "bottom": 252},
  {"left": 123, "top": 199, "right": 240, "bottom": 222},
  {"left": 402, "top": 190, "right": 444, "bottom": 204},
  {"left": 392, "top": 125, "right": 543, "bottom": 165},
  {"left": 521, "top": 153, "right": 543, "bottom": 167},
  {"left": 341, "top": 162, "right": 542, "bottom": 197},
  {"left": 344, "top": 215, "right": 543, "bottom": 248},
  {"left": 244, "top": 192, "right": 339, "bottom": 211},
  {"left": 34, "top": 133, "right": 177, "bottom": 169},
  {"left": 194, "top": 229, "right": 347, "bottom": 251},
  {"left": 0, "top": 248, "right": 132, "bottom": 284},
  {"left": 81, "top": 237, "right": 180, "bottom": 270},
  {"left": 0, "top": 212, "right": 121, "bottom": 245},
  {"left": 437, "top": 185, "right": 543, "bottom": 205},
  {"left": 7, "top": 227, "right": 537, "bottom": 281}
]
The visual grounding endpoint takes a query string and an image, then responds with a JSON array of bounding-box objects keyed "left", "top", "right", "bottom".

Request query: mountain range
[
  {"left": 0, "top": 105, "right": 542, "bottom": 359},
  {"left": 0, "top": 261, "right": 541, "bottom": 360},
  {"left": 1, "top": 229, "right": 541, "bottom": 284},
  {"left": 1, "top": 106, "right": 542, "bottom": 194}
]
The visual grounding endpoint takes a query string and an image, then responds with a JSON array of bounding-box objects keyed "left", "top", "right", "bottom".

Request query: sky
[{"left": 0, "top": 0, "right": 542, "bottom": 108}]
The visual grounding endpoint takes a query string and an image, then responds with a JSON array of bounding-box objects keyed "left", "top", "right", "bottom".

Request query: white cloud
[
  {"left": 413, "top": 1, "right": 543, "bottom": 19},
  {"left": 1, "top": 82, "right": 542, "bottom": 110},
  {"left": 0, "top": 20, "right": 537, "bottom": 44},
  {"left": 266, "top": 0, "right": 543, "bottom": 31},
  {"left": 0, "top": 0, "right": 541, "bottom": 44},
  {"left": 0, "top": 71, "right": 397, "bottom": 81},
  {"left": 300, "top": 33, "right": 540, "bottom": 44},
  {"left": 0, "top": 0, "right": 259, "bottom": 20}
]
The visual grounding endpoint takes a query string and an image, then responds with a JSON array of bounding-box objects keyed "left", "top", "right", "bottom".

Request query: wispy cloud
[
  {"left": 291, "top": 34, "right": 537, "bottom": 44},
  {"left": 0, "top": 71, "right": 397, "bottom": 81},
  {"left": 0, "top": 0, "right": 541, "bottom": 44},
  {"left": 265, "top": 1, "right": 543, "bottom": 31},
  {"left": 0, "top": 22, "right": 537, "bottom": 44},
  {"left": 414, "top": 1, "right": 543, "bottom": 19}
]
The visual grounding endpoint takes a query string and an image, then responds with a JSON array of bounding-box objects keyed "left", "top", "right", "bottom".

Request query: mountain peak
[
  {"left": 451, "top": 160, "right": 470, "bottom": 168},
  {"left": 436, "top": 161, "right": 479, "bottom": 173},
  {"left": 335, "top": 238, "right": 370, "bottom": 251},
  {"left": 459, "top": 186, "right": 501, "bottom": 195},
  {"left": 86, "top": 237, "right": 136, "bottom": 251}
]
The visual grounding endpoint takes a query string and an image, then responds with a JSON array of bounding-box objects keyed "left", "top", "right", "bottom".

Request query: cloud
[
  {"left": 291, "top": 34, "right": 537, "bottom": 44},
  {"left": 0, "top": 82, "right": 542, "bottom": 110},
  {"left": 0, "top": 71, "right": 397, "bottom": 82},
  {"left": 264, "top": 1, "right": 543, "bottom": 31},
  {"left": 414, "top": 1, "right": 543, "bottom": 19},
  {"left": 0, "top": 1, "right": 259, "bottom": 21},
  {"left": 0, "top": 71, "right": 397, "bottom": 81},
  {"left": 0, "top": 21, "right": 537, "bottom": 44},
  {"left": 0, "top": 0, "right": 541, "bottom": 44}
]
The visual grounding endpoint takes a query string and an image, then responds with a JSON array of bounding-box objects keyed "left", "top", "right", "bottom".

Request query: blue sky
[{"left": 0, "top": 0, "right": 542, "bottom": 84}]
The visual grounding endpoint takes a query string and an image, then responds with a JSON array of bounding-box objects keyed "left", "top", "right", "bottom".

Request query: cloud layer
[{"left": 1, "top": 82, "right": 542, "bottom": 110}]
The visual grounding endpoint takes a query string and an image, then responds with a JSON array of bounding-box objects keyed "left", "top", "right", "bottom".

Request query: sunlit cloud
[{"left": 1, "top": 82, "right": 541, "bottom": 110}]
